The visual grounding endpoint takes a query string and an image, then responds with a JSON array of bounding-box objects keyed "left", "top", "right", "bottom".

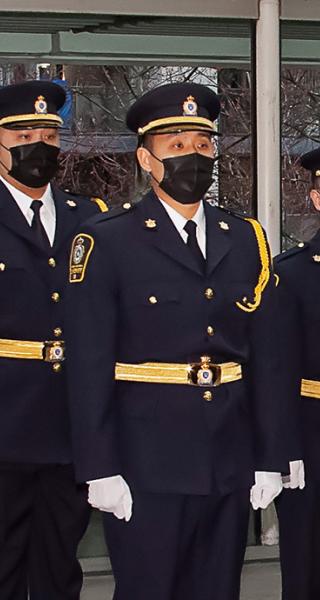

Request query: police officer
[
  {"left": 66, "top": 82, "right": 297, "bottom": 600},
  {"left": 0, "top": 80, "right": 106, "bottom": 600},
  {"left": 275, "top": 147, "right": 320, "bottom": 599}
]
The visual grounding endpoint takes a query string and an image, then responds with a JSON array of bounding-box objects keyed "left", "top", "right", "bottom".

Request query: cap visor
[{"left": 0, "top": 113, "right": 63, "bottom": 128}]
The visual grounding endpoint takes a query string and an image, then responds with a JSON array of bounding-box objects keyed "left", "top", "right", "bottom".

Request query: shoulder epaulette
[
  {"left": 216, "top": 204, "right": 248, "bottom": 220},
  {"left": 92, "top": 202, "right": 134, "bottom": 225},
  {"left": 91, "top": 197, "right": 108, "bottom": 213},
  {"left": 275, "top": 243, "right": 308, "bottom": 264},
  {"left": 62, "top": 189, "right": 87, "bottom": 199}
]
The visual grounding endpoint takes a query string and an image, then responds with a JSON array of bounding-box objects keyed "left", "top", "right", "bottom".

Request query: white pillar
[{"left": 256, "top": 0, "right": 281, "bottom": 255}]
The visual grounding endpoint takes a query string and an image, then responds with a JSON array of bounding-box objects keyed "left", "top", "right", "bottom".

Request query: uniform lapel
[
  {"left": 305, "top": 230, "right": 320, "bottom": 279},
  {"left": 137, "top": 191, "right": 203, "bottom": 276},
  {"left": 0, "top": 179, "right": 44, "bottom": 250},
  {"left": 52, "top": 186, "right": 82, "bottom": 252},
  {"left": 308, "top": 229, "right": 320, "bottom": 260},
  {"left": 204, "top": 202, "right": 232, "bottom": 277}
]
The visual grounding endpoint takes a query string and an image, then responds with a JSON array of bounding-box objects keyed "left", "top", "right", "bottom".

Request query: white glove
[
  {"left": 87, "top": 475, "right": 133, "bottom": 522},
  {"left": 250, "top": 471, "right": 283, "bottom": 510},
  {"left": 282, "top": 460, "right": 305, "bottom": 490}
]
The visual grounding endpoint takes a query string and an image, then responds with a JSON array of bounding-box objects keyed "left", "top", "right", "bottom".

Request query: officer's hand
[
  {"left": 282, "top": 460, "right": 305, "bottom": 490},
  {"left": 87, "top": 475, "right": 133, "bottom": 522},
  {"left": 250, "top": 471, "right": 283, "bottom": 510}
]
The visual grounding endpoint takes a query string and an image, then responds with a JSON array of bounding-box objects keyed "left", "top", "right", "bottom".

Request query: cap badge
[
  {"left": 145, "top": 219, "right": 157, "bottom": 229},
  {"left": 219, "top": 221, "right": 230, "bottom": 231},
  {"left": 183, "top": 96, "right": 198, "bottom": 117},
  {"left": 313, "top": 254, "right": 320, "bottom": 263},
  {"left": 66, "top": 200, "right": 77, "bottom": 208},
  {"left": 34, "top": 95, "right": 48, "bottom": 115}
]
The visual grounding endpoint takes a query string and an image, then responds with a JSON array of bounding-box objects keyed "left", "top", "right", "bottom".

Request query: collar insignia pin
[
  {"left": 313, "top": 254, "right": 320, "bottom": 263},
  {"left": 145, "top": 219, "right": 157, "bottom": 229},
  {"left": 219, "top": 221, "right": 229, "bottom": 231},
  {"left": 66, "top": 200, "right": 77, "bottom": 208}
]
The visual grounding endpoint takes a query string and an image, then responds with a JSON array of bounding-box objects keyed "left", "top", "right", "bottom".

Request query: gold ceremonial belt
[
  {"left": 301, "top": 378, "right": 320, "bottom": 399},
  {"left": 0, "top": 339, "right": 65, "bottom": 362},
  {"left": 115, "top": 356, "right": 242, "bottom": 387}
]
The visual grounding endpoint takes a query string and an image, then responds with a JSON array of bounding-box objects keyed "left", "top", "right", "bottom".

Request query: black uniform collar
[
  {"left": 51, "top": 185, "right": 84, "bottom": 251},
  {"left": 136, "top": 190, "right": 231, "bottom": 277},
  {"left": 0, "top": 179, "right": 84, "bottom": 253},
  {"left": 0, "top": 179, "right": 43, "bottom": 251}
]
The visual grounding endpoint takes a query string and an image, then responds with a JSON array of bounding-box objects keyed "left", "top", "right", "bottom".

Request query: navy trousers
[
  {"left": 0, "top": 462, "right": 90, "bottom": 600},
  {"left": 104, "top": 488, "right": 250, "bottom": 600},
  {"left": 277, "top": 484, "right": 320, "bottom": 600}
]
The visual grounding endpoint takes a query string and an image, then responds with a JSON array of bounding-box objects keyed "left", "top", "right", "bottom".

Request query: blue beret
[
  {"left": 126, "top": 82, "right": 220, "bottom": 135},
  {"left": 0, "top": 80, "right": 66, "bottom": 129}
]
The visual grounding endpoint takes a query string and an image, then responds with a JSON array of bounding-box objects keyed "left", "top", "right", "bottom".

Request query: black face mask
[
  {"left": 1, "top": 141, "right": 60, "bottom": 188},
  {"left": 150, "top": 151, "right": 214, "bottom": 204}
]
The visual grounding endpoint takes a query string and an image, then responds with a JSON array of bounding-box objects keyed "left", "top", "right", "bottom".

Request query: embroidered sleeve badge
[{"left": 69, "top": 233, "right": 94, "bottom": 283}]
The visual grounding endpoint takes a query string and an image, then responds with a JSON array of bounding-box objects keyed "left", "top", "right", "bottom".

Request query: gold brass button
[
  {"left": 203, "top": 391, "right": 212, "bottom": 401},
  {"left": 205, "top": 288, "right": 214, "bottom": 300},
  {"left": 53, "top": 327, "right": 62, "bottom": 338},
  {"left": 52, "top": 362, "right": 62, "bottom": 373},
  {"left": 207, "top": 326, "right": 215, "bottom": 336},
  {"left": 298, "top": 242, "right": 305, "bottom": 248},
  {"left": 149, "top": 296, "right": 158, "bottom": 304},
  {"left": 51, "top": 292, "right": 60, "bottom": 303},
  {"left": 48, "top": 258, "right": 56, "bottom": 268},
  {"left": 123, "top": 202, "right": 131, "bottom": 210},
  {"left": 0, "top": 263, "right": 5, "bottom": 271}
]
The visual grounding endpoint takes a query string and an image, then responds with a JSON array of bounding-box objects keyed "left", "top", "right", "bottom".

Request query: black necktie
[
  {"left": 184, "top": 220, "right": 205, "bottom": 272},
  {"left": 30, "top": 200, "right": 50, "bottom": 250}
]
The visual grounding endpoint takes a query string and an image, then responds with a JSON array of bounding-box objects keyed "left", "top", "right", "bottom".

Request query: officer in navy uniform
[
  {"left": 275, "top": 147, "right": 320, "bottom": 600},
  {"left": 0, "top": 80, "right": 106, "bottom": 600},
  {"left": 66, "top": 82, "right": 298, "bottom": 600}
]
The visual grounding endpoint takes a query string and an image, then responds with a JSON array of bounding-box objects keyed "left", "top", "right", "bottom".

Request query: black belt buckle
[
  {"left": 43, "top": 341, "right": 65, "bottom": 363},
  {"left": 188, "top": 356, "right": 221, "bottom": 387}
]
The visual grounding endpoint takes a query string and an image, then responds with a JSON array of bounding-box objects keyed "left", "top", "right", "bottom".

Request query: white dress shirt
[
  {"left": 159, "top": 199, "right": 206, "bottom": 258},
  {"left": 0, "top": 176, "right": 56, "bottom": 246}
]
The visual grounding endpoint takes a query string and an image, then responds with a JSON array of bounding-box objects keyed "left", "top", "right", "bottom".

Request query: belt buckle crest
[
  {"left": 43, "top": 341, "right": 65, "bottom": 363},
  {"left": 188, "top": 356, "right": 221, "bottom": 387}
]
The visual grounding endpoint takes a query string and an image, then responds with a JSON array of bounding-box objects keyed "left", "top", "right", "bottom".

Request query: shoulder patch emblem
[{"left": 69, "top": 234, "right": 94, "bottom": 283}]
